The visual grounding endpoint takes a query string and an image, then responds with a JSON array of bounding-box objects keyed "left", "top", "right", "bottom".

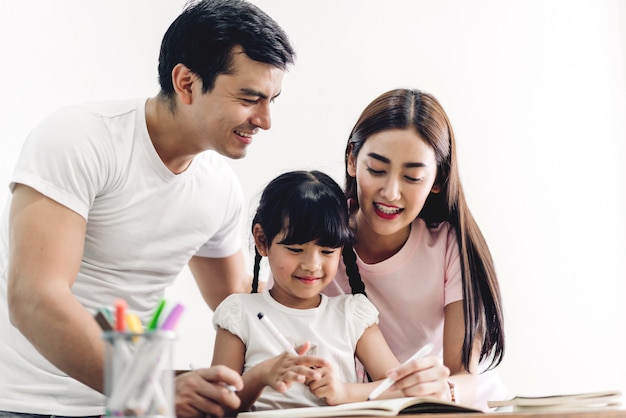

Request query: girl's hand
[
  {"left": 306, "top": 365, "right": 348, "bottom": 406},
  {"left": 262, "top": 349, "right": 329, "bottom": 393},
  {"left": 388, "top": 355, "right": 451, "bottom": 400}
]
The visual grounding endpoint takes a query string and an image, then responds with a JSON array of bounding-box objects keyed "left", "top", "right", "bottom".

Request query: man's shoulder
[
  {"left": 70, "top": 98, "right": 143, "bottom": 118},
  {"left": 38, "top": 98, "right": 143, "bottom": 133}
]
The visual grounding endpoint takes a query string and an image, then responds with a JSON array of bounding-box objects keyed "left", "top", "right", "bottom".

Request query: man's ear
[
  {"left": 171, "top": 63, "right": 196, "bottom": 105},
  {"left": 347, "top": 145, "right": 357, "bottom": 177},
  {"left": 253, "top": 224, "right": 269, "bottom": 256}
]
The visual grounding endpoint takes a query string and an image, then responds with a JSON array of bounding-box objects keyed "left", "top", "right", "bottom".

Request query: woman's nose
[{"left": 380, "top": 176, "right": 401, "bottom": 201}]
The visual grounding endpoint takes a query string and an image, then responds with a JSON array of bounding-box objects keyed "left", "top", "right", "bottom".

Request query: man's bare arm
[
  {"left": 7, "top": 184, "right": 106, "bottom": 392},
  {"left": 188, "top": 252, "right": 250, "bottom": 311}
]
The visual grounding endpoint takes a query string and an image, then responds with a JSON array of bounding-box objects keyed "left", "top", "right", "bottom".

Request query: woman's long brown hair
[{"left": 345, "top": 89, "right": 505, "bottom": 371}]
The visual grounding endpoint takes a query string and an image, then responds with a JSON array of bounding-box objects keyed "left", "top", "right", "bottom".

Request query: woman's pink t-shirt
[
  {"left": 323, "top": 218, "right": 462, "bottom": 362},
  {"left": 324, "top": 218, "right": 509, "bottom": 410}
]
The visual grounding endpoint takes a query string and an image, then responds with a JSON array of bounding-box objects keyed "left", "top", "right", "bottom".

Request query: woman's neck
[{"left": 353, "top": 215, "right": 411, "bottom": 264}]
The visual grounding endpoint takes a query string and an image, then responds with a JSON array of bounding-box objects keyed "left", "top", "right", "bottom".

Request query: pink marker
[{"left": 160, "top": 303, "right": 185, "bottom": 331}]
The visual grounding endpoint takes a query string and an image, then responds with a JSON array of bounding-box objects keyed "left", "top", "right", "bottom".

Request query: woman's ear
[
  {"left": 347, "top": 145, "right": 357, "bottom": 177},
  {"left": 431, "top": 183, "right": 441, "bottom": 194},
  {"left": 253, "top": 224, "right": 268, "bottom": 256}
]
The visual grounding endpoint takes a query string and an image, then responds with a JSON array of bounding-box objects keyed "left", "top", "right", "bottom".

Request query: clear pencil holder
[{"left": 103, "top": 331, "right": 176, "bottom": 418}]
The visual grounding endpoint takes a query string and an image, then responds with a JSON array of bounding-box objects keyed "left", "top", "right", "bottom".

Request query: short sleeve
[
  {"left": 345, "top": 294, "right": 379, "bottom": 343},
  {"left": 10, "top": 106, "right": 114, "bottom": 220},
  {"left": 212, "top": 294, "right": 244, "bottom": 339},
  {"left": 194, "top": 156, "right": 244, "bottom": 258}
]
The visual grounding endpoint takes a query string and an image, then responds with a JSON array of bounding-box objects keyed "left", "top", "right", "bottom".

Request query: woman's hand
[{"left": 388, "top": 355, "right": 452, "bottom": 401}]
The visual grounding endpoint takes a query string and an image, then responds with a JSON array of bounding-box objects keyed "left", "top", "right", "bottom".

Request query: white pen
[
  {"left": 367, "top": 343, "right": 434, "bottom": 401},
  {"left": 257, "top": 312, "right": 298, "bottom": 355},
  {"left": 189, "top": 362, "right": 237, "bottom": 392}
]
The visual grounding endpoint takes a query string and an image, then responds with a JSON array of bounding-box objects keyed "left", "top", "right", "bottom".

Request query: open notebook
[
  {"left": 487, "top": 390, "right": 623, "bottom": 411},
  {"left": 237, "top": 396, "right": 481, "bottom": 417}
]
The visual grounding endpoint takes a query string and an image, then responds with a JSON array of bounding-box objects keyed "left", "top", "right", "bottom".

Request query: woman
[{"left": 324, "top": 88, "right": 507, "bottom": 410}]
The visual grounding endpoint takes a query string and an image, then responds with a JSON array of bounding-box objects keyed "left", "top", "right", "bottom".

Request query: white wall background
[{"left": 1, "top": 0, "right": 624, "bottom": 400}]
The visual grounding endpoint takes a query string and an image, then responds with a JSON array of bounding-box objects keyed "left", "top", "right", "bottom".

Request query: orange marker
[{"left": 114, "top": 299, "right": 127, "bottom": 332}]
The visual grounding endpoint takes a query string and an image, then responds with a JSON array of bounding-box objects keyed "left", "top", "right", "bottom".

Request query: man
[{"left": 0, "top": 1, "right": 295, "bottom": 417}]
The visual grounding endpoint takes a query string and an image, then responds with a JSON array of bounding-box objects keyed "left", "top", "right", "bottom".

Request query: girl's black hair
[{"left": 250, "top": 170, "right": 364, "bottom": 295}]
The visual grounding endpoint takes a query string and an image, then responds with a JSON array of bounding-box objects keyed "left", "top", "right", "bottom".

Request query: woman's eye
[
  {"left": 405, "top": 176, "right": 422, "bottom": 183},
  {"left": 366, "top": 167, "right": 384, "bottom": 176}
]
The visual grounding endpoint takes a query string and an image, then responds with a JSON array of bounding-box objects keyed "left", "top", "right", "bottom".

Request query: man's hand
[{"left": 175, "top": 365, "right": 244, "bottom": 418}]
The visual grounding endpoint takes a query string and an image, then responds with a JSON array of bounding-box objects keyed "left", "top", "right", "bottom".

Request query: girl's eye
[
  {"left": 321, "top": 249, "right": 338, "bottom": 255},
  {"left": 286, "top": 247, "right": 303, "bottom": 253}
]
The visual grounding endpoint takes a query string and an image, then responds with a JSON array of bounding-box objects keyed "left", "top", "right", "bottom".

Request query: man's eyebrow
[
  {"left": 238, "top": 88, "right": 282, "bottom": 101},
  {"left": 239, "top": 88, "right": 267, "bottom": 99},
  {"left": 367, "top": 152, "right": 428, "bottom": 168}
]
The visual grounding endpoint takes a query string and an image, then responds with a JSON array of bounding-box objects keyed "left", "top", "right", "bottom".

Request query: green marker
[{"left": 147, "top": 299, "right": 166, "bottom": 331}]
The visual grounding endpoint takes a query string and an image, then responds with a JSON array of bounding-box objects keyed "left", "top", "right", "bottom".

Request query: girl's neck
[
  {"left": 268, "top": 288, "right": 322, "bottom": 310},
  {"left": 353, "top": 214, "right": 412, "bottom": 264}
]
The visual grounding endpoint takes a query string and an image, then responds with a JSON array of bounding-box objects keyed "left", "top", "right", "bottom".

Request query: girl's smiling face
[
  {"left": 348, "top": 128, "right": 440, "bottom": 241},
  {"left": 254, "top": 225, "right": 342, "bottom": 309}
]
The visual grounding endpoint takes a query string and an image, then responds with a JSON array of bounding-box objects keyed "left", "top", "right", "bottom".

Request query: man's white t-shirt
[{"left": 0, "top": 99, "right": 244, "bottom": 415}]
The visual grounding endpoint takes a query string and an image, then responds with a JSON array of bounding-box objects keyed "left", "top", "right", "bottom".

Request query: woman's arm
[
  {"left": 443, "top": 300, "right": 482, "bottom": 405},
  {"left": 310, "top": 324, "right": 450, "bottom": 404},
  {"left": 361, "top": 324, "right": 450, "bottom": 401}
]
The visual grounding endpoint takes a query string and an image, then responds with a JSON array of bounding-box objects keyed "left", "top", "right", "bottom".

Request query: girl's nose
[{"left": 300, "top": 252, "right": 322, "bottom": 272}]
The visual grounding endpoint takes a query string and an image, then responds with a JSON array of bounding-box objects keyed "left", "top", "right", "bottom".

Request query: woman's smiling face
[{"left": 348, "top": 128, "right": 440, "bottom": 239}]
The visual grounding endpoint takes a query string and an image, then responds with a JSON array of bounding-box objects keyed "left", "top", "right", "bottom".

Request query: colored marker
[
  {"left": 126, "top": 313, "right": 143, "bottom": 334},
  {"left": 147, "top": 299, "right": 166, "bottom": 331},
  {"left": 257, "top": 312, "right": 297, "bottom": 355},
  {"left": 94, "top": 308, "right": 114, "bottom": 331},
  {"left": 114, "top": 299, "right": 127, "bottom": 332},
  {"left": 160, "top": 303, "right": 185, "bottom": 331},
  {"left": 367, "top": 343, "right": 434, "bottom": 400}
]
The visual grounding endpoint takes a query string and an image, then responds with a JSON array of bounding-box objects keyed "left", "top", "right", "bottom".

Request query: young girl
[
  {"left": 211, "top": 170, "right": 451, "bottom": 414},
  {"left": 323, "top": 88, "right": 508, "bottom": 410}
]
